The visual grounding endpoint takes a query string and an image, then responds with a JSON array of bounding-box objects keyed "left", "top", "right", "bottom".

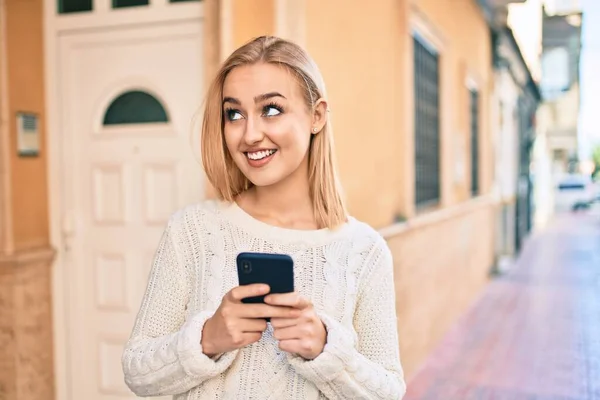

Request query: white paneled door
[{"left": 58, "top": 21, "right": 204, "bottom": 400}]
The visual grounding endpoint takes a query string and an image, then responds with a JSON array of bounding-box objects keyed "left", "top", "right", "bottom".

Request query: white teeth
[{"left": 247, "top": 149, "right": 276, "bottom": 160}]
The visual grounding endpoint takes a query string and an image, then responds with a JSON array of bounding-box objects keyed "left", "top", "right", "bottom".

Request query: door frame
[{"left": 43, "top": 1, "right": 220, "bottom": 398}]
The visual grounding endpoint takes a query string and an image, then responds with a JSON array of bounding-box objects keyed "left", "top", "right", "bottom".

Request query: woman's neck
[{"left": 237, "top": 177, "right": 316, "bottom": 230}]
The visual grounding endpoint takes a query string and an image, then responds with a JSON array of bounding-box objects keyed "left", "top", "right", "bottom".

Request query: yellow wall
[
  {"left": 303, "top": 0, "right": 495, "bottom": 376},
  {"left": 232, "top": 0, "right": 276, "bottom": 48},
  {"left": 305, "top": 0, "right": 408, "bottom": 227},
  {"left": 303, "top": 0, "right": 493, "bottom": 226},
  {"left": 6, "top": 0, "right": 49, "bottom": 251}
]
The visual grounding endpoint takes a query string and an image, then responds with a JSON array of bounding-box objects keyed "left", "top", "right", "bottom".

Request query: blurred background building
[
  {"left": 491, "top": 0, "right": 542, "bottom": 268},
  {"left": 0, "top": 0, "right": 585, "bottom": 399},
  {"left": 534, "top": 0, "right": 584, "bottom": 220}
]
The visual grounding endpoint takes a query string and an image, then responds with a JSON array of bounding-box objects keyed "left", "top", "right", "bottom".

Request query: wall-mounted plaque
[{"left": 17, "top": 112, "right": 39, "bottom": 157}]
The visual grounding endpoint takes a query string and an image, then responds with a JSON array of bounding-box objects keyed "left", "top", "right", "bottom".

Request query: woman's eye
[
  {"left": 263, "top": 106, "right": 281, "bottom": 117},
  {"left": 226, "top": 109, "right": 243, "bottom": 121}
]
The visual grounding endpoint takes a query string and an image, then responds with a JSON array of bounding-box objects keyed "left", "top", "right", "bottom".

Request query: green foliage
[{"left": 592, "top": 145, "right": 600, "bottom": 181}]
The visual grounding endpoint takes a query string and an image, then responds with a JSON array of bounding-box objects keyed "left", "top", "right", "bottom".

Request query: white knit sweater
[{"left": 122, "top": 200, "right": 406, "bottom": 399}]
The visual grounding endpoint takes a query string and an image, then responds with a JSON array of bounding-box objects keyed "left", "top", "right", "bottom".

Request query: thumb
[{"left": 230, "top": 284, "right": 270, "bottom": 302}]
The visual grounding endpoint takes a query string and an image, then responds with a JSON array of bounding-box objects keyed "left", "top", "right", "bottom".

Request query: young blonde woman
[{"left": 122, "top": 36, "right": 406, "bottom": 400}]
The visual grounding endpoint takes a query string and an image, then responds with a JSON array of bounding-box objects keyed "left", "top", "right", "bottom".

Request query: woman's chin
[
  {"left": 242, "top": 169, "right": 288, "bottom": 189},
  {"left": 246, "top": 176, "right": 282, "bottom": 188}
]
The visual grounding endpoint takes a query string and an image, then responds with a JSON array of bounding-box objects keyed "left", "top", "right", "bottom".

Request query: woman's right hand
[{"left": 201, "top": 284, "right": 300, "bottom": 357}]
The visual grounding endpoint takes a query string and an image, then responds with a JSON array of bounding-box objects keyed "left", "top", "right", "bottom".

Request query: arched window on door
[{"left": 103, "top": 90, "right": 169, "bottom": 125}]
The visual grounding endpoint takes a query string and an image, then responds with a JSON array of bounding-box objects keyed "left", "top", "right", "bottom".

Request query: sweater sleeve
[
  {"left": 287, "top": 239, "right": 407, "bottom": 399},
  {"left": 121, "top": 216, "right": 238, "bottom": 397}
]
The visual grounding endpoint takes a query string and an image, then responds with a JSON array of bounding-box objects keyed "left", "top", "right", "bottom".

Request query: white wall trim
[
  {"left": 465, "top": 63, "right": 483, "bottom": 92},
  {"left": 44, "top": 0, "right": 71, "bottom": 397},
  {"left": 95, "top": 0, "right": 111, "bottom": 13},
  {"left": 54, "top": 1, "right": 203, "bottom": 32},
  {"left": 151, "top": 0, "right": 169, "bottom": 7},
  {"left": 466, "top": 75, "right": 479, "bottom": 92},
  {"left": 409, "top": 3, "right": 448, "bottom": 54},
  {"left": 219, "top": 0, "right": 233, "bottom": 63}
]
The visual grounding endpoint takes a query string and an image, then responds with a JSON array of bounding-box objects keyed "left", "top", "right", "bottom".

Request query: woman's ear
[{"left": 311, "top": 98, "right": 328, "bottom": 134}]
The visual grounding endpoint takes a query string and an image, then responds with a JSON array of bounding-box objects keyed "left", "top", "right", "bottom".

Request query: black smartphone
[{"left": 236, "top": 252, "right": 294, "bottom": 304}]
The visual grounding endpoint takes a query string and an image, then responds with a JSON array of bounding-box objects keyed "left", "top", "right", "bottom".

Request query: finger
[
  {"left": 265, "top": 293, "right": 311, "bottom": 309},
  {"left": 272, "top": 325, "right": 302, "bottom": 341},
  {"left": 240, "top": 332, "right": 263, "bottom": 347},
  {"left": 278, "top": 339, "right": 303, "bottom": 354},
  {"left": 229, "top": 284, "right": 270, "bottom": 302},
  {"left": 240, "top": 318, "right": 268, "bottom": 333},
  {"left": 270, "top": 318, "right": 298, "bottom": 329},
  {"left": 240, "top": 304, "right": 301, "bottom": 319}
]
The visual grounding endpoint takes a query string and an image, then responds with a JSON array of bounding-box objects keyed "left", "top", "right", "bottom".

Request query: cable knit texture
[{"left": 122, "top": 200, "right": 406, "bottom": 399}]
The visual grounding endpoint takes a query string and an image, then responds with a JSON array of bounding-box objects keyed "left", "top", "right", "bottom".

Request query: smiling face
[
  {"left": 222, "top": 62, "right": 322, "bottom": 189},
  {"left": 201, "top": 36, "right": 347, "bottom": 228}
]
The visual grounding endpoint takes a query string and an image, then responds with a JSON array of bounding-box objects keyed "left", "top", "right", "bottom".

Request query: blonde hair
[{"left": 201, "top": 36, "right": 347, "bottom": 229}]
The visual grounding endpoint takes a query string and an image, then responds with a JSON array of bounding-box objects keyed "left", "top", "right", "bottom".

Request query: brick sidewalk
[{"left": 404, "top": 213, "right": 600, "bottom": 400}]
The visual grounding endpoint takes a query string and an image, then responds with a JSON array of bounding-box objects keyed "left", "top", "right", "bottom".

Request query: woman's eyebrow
[
  {"left": 254, "top": 92, "right": 286, "bottom": 102},
  {"left": 222, "top": 92, "right": 286, "bottom": 106},
  {"left": 223, "top": 96, "right": 240, "bottom": 105}
]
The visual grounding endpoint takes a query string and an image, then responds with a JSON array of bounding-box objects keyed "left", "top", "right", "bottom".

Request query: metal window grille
[
  {"left": 413, "top": 36, "right": 440, "bottom": 208},
  {"left": 470, "top": 89, "right": 479, "bottom": 195},
  {"left": 59, "top": 0, "right": 92, "bottom": 13},
  {"left": 113, "top": 0, "right": 149, "bottom": 7},
  {"left": 103, "top": 91, "right": 169, "bottom": 125}
]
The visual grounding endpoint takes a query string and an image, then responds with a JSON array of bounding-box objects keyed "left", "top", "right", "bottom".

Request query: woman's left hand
[{"left": 264, "top": 292, "right": 327, "bottom": 360}]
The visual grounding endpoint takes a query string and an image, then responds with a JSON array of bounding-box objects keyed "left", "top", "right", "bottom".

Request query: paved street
[{"left": 405, "top": 212, "right": 600, "bottom": 400}]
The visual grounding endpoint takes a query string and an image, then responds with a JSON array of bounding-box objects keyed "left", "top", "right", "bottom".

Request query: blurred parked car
[{"left": 554, "top": 174, "right": 596, "bottom": 212}]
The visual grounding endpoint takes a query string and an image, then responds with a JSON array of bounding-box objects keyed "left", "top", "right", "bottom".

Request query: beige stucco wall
[{"left": 387, "top": 198, "right": 494, "bottom": 377}]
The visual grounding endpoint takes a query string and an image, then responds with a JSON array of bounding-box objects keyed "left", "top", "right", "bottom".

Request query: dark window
[
  {"left": 470, "top": 89, "right": 479, "bottom": 195},
  {"left": 103, "top": 91, "right": 169, "bottom": 125},
  {"left": 59, "top": 0, "right": 92, "bottom": 13},
  {"left": 113, "top": 0, "right": 148, "bottom": 8},
  {"left": 413, "top": 35, "right": 440, "bottom": 208}
]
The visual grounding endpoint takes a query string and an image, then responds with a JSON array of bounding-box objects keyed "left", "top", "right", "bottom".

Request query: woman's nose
[{"left": 242, "top": 117, "right": 264, "bottom": 145}]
